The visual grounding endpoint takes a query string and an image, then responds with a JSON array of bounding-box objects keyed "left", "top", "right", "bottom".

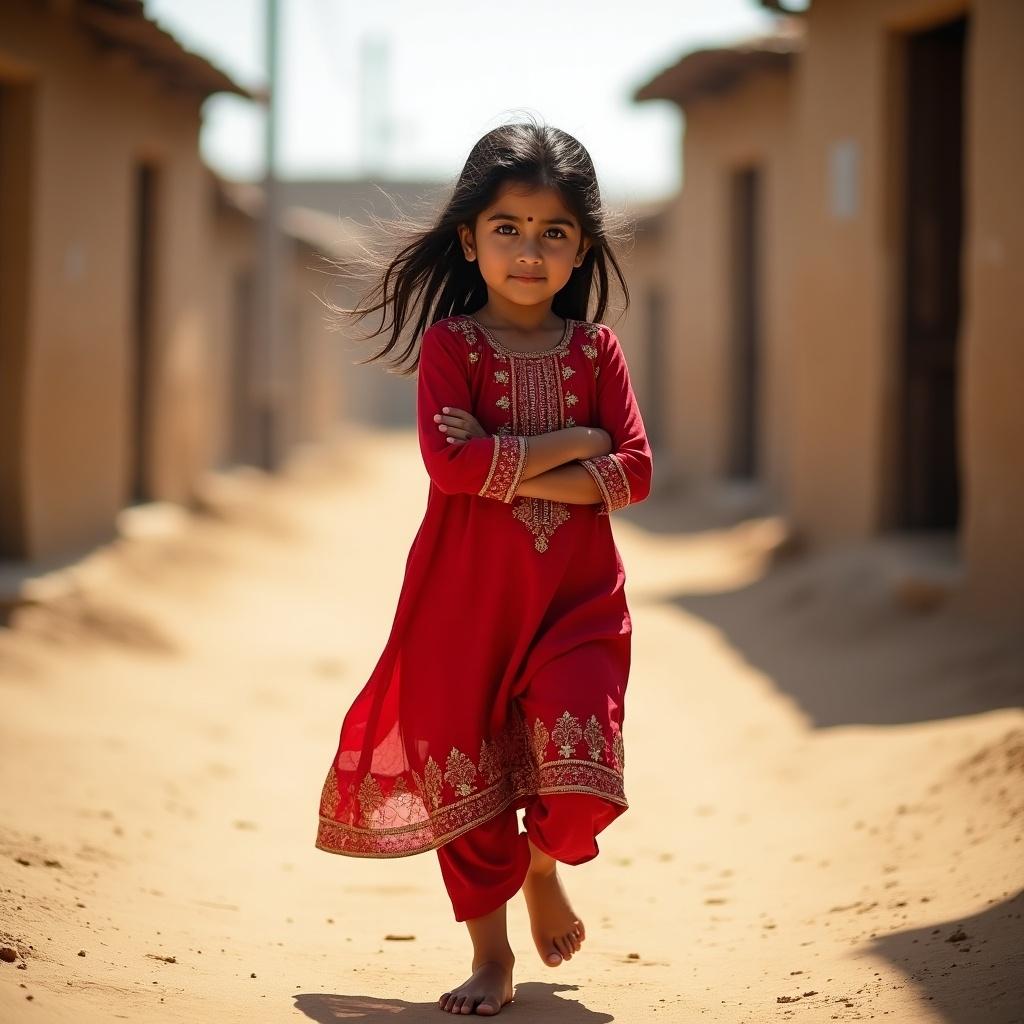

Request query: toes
[
  {"left": 545, "top": 949, "right": 563, "bottom": 966},
  {"left": 576, "top": 920, "right": 586, "bottom": 942},
  {"left": 568, "top": 931, "right": 581, "bottom": 952},
  {"left": 477, "top": 997, "right": 500, "bottom": 1016}
]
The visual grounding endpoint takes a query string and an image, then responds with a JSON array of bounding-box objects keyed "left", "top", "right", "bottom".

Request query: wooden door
[{"left": 899, "top": 16, "right": 966, "bottom": 528}]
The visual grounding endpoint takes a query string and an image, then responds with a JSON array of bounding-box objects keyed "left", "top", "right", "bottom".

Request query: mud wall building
[
  {"left": 0, "top": 0, "right": 252, "bottom": 563},
  {"left": 0, "top": 0, "right": 349, "bottom": 577},
  {"left": 636, "top": 0, "right": 1023, "bottom": 613}
]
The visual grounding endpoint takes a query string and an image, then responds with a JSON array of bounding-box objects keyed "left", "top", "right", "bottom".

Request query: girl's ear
[
  {"left": 457, "top": 223, "right": 477, "bottom": 262},
  {"left": 573, "top": 236, "right": 593, "bottom": 269}
]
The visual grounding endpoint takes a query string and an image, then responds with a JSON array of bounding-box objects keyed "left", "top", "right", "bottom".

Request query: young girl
[{"left": 315, "top": 119, "right": 653, "bottom": 1016}]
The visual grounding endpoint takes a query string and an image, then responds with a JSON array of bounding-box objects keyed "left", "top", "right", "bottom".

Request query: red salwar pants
[
  {"left": 436, "top": 792, "right": 622, "bottom": 921},
  {"left": 435, "top": 633, "right": 630, "bottom": 922}
]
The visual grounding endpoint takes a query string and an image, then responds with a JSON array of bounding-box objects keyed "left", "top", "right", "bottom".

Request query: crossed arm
[
  {"left": 433, "top": 417, "right": 608, "bottom": 506},
  {"left": 515, "top": 461, "right": 605, "bottom": 504},
  {"left": 497, "top": 423, "right": 606, "bottom": 503},
  {"left": 417, "top": 322, "right": 652, "bottom": 513}
]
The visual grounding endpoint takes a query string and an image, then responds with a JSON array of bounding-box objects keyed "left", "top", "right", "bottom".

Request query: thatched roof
[
  {"left": 635, "top": 22, "right": 803, "bottom": 108},
  {"left": 75, "top": 0, "right": 253, "bottom": 100}
]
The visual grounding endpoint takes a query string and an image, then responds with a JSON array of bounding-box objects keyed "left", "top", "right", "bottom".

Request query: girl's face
[{"left": 457, "top": 181, "right": 591, "bottom": 311}]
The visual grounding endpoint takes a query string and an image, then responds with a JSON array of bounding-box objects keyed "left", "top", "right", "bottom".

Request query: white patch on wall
[
  {"left": 828, "top": 139, "right": 860, "bottom": 220},
  {"left": 64, "top": 243, "right": 87, "bottom": 282}
]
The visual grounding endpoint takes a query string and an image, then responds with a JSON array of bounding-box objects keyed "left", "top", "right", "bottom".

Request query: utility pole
[
  {"left": 256, "top": 0, "right": 283, "bottom": 470},
  {"left": 358, "top": 34, "right": 392, "bottom": 176}
]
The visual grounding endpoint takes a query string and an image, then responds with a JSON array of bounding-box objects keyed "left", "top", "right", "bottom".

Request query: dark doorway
[
  {"left": 727, "top": 165, "right": 761, "bottom": 479},
  {"left": 130, "top": 162, "right": 158, "bottom": 503},
  {"left": 0, "top": 82, "right": 33, "bottom": 558},
  {"left": 898, "top": 16, "right": 966, "bottom": 529},
  {"left": 229, "top": 266, "right": 256, "bottom": 464}
]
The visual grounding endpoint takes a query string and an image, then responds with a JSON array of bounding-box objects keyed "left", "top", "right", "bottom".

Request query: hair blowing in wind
[{"left": 326, "top": 116, "right": 632, "bottom": 376}]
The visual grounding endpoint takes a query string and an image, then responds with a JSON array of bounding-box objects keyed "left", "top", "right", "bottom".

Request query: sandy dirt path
[{"left": 1, "top": 427, "right": 1021, "bottom": 1023}]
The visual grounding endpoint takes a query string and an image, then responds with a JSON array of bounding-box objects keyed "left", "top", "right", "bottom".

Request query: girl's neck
[{"left": 473, "top": 294, "right": 560, "bottom": 334}]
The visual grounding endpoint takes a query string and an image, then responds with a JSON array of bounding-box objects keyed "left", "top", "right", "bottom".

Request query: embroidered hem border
[
  {"left": 315, "top": 760, "right": 627, "bottom": 859},
  {"left": 479, "top": 435, "right": 529, "bottom": 503},
  {"left": 580, "top": 453, "right": 631, "bottom": 514}
]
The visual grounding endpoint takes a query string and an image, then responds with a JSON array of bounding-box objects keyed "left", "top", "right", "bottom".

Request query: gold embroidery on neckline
[{"left": 466, "top": 315, "right": 574, "bottom": 359}]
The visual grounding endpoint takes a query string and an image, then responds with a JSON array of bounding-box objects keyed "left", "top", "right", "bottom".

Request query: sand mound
[
  {"left": 7, "top": 592, "right": 178, "bottom": 656},
  {"left": 953, "top": 727, "right": 1024, "bottom": 805}
]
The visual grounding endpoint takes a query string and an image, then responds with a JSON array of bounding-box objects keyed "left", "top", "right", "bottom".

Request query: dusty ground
[{"left": 1, "top": 426, "right": 1022, "bottom": 1023}]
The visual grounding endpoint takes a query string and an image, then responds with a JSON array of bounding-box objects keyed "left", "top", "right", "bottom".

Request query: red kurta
[{"left": 315, "top": 314, "right": 653, "bottom": 858}]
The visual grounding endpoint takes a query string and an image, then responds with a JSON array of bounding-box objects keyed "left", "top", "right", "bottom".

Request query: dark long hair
[{"left": 327, "top": 115, "right": 631, "bottom": 376}]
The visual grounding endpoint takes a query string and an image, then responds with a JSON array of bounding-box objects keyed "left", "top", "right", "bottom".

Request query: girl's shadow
[{"left": 294, "top": 982, "right": 615, "bottom": 1021}]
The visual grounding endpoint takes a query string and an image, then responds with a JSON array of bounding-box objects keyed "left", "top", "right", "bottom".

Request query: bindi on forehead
[{"left": 527, "top": 216, "right": 533, "bottom": 222}]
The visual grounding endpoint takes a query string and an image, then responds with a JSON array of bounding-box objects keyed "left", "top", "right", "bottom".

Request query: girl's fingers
[
  {"left": 435, "top": 408, "right": 481, "bottom": 443},
  {"left": 436, "top": 408, "right": 481, "bottom": 429},
  {"left": 435, "top": 414, "right": 466, "bottom": 429}
]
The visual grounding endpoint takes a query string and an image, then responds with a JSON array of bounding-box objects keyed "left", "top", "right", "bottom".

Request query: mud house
[
  {"left": 635, "top": 23, "right": 801, "bottom": 503},
  {"left": 0, "top": 0, "right": 352, "bottom": 583},
  {"left": 208, "top": 177, "right": 351, "bottom": 468},
  {"left": 0, "top": 0, "right": 253, "bottom": 566},
  {"left": 636, "top": 0, "right": 1023, "bottom": 613},
  {"left": 609, "top": 199, "right": 672, "bottom": 462}
]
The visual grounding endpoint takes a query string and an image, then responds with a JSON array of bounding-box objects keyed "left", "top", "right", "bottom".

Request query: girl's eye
[{"left": 494, "top": 224, "right": 567, "bottom": 239}]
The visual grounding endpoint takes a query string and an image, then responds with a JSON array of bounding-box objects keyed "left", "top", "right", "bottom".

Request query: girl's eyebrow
[{"left": 485, "top": 211, "right": 577, "bottom": 227}]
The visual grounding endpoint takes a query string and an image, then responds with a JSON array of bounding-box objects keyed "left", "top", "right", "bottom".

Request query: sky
[{"left": 145, "top": 0, "right": 778, "bottom": 204}]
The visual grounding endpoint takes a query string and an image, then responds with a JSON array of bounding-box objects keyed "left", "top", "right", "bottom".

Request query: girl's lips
[{"left": 510, "top": 275, "right": 545, "bottom": 282}]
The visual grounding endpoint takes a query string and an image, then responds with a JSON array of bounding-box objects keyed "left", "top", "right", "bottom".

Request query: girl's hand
[{"left": 433, "top": 406, "right": 487, "bottom": 444}]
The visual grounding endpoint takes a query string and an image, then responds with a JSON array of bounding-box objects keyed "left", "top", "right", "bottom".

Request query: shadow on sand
[
  {"left": 294, "top": 982, "right": 615, "bottom": 1021},
  {"left": 624, "top": 484, "right": 1022, "bottom": 729},
  {"left": 663, "top": 533, "right": 1023, "bottom": 729},
  {"left": 869, "top": 890, "right": 1024, "bottom": 1024}
]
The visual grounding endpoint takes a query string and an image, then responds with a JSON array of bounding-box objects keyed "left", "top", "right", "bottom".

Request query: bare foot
[
  {"left": 438, "top": 958, "right": 514, "bottom": 1015},
  {"left": 521, "top": 863, "right": 585, "bottom": 967}
]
